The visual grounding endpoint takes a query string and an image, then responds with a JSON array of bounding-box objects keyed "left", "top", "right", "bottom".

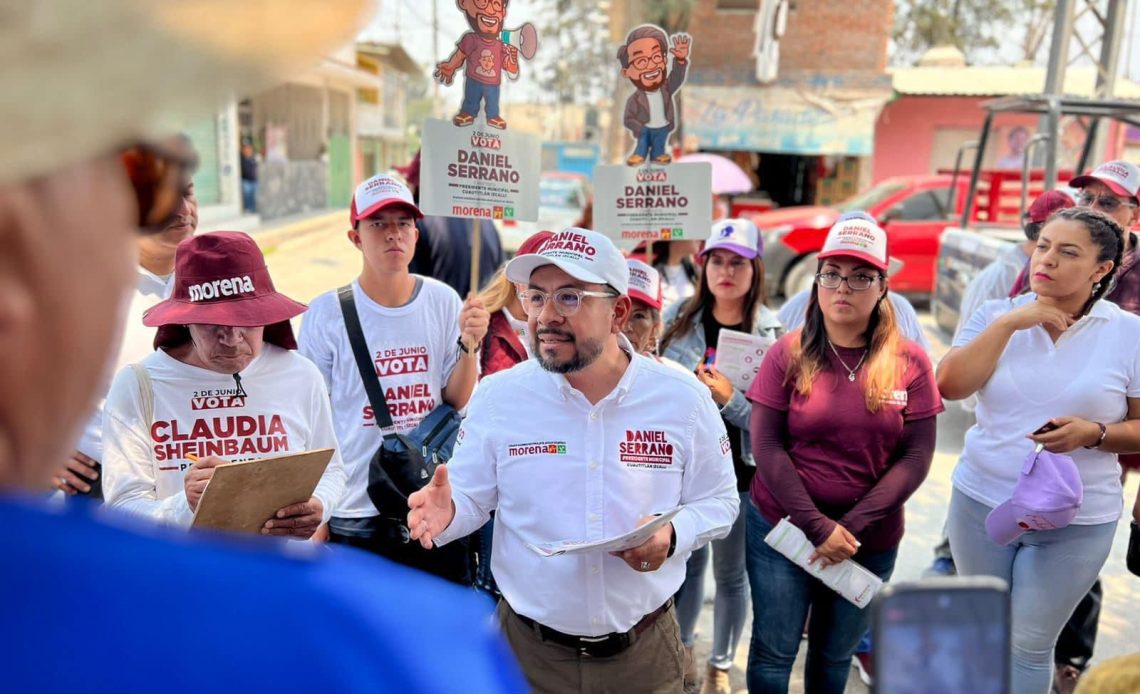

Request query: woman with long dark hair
[
  {"left": 938, "top": 207, "right": 1140, "bottom": 694},
  {"left": 660, "top": 219, "right": 782, "bottom": 694},
  {"left": 744, "top": 214, "right": 942, "bottom": 693}
]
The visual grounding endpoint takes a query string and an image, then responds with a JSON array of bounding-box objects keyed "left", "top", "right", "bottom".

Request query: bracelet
[
  {"left": 456, "top": 337, "right": 482, "bottom": 355},
  {"left": 1084, "top": 422, "right": 1107, "bottom": 450}
]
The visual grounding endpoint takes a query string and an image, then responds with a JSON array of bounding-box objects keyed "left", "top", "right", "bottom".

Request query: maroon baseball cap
[
  {"left": 394, "top": 150, "right": 421, "bottom": 189},
  {"left": 1026, "top": 190, "right": 1075, "bottom": 223},
  {"left": 143, "top": 231, "right": 307, "bottom": 349},
  {"left": 516, "top": 230, "right": 554, "bottom": 256},
  {"left": 350, "top": 174, "right": 423, "bottom": 223}
]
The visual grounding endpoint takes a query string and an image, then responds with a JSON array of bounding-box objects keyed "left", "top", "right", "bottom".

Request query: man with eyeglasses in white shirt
[{"left": 408, "top": 227, "right": 739, "bottom": 692}]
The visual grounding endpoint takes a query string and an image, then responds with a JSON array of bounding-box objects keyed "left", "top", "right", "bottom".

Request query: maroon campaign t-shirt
[
  {"left": 747, "top": 335, "right": 942, "bottom": 550},
  {"left": 459, "top": 33, "right": 506, "bottom": 86}
]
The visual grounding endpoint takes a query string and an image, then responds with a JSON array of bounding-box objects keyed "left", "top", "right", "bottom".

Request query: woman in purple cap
[
  {"left": 745, "top": 214, "right": 942, "bottom": 694},
  {"left": 659, "top": 218, "right": 783, "bottom": 693},
  {"left": 938, "top": 207, "right": 1140, "bottom": 694},
  {"left": 102, "top": 231, "right": 346, "bottom": 539}
]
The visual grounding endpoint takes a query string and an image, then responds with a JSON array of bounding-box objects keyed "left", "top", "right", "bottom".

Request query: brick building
[{"left": 671, "top": 0, "right": 895, "bottom": 206}]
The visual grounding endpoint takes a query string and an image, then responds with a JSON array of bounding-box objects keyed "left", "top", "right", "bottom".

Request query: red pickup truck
[{"left": 753, "top": 175, "right": 971, "bottom": 300}]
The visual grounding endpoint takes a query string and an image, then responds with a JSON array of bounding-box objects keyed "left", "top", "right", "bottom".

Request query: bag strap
[
  {"left": 129, "top": 363, "right": 154, "bottom": 429},
  {"left": 129, "top": 363, "right": 157, "bottom": 469},
  {"left": 337, "top": 284, "right": 397, "bottom": 437}
]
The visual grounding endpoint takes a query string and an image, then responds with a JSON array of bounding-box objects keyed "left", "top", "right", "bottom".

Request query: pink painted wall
[{"left": 872, "top": 95, "right": 1125, "bottom": 184}]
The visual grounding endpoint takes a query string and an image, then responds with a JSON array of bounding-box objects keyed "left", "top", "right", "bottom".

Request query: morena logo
[{"left": 187, "top": 275, "right": 255, "bottom": 302}]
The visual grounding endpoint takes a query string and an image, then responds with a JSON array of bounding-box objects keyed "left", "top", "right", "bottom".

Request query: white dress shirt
[{"left": 435, "top": 342, "right": 739, "bottom": 636}]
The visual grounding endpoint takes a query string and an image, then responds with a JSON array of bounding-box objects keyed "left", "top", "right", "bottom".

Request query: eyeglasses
[
  {"left": 361, "top": 218, "right": 417, "bottom": 234},
  {"left": 631, "top": 52, "right": 665, "bottom": 71},
  {"left": 121, "top": 141, "right": 198, "bottom": 234},
  {"left": 518, "top": 288, "right": 618, "bottom": 317},
  {"left": 815, "top": 271, "right": 882, "bottom": 291},
  {"left": 1077, "top": 192, "right": 1139, "bottom": 213}
]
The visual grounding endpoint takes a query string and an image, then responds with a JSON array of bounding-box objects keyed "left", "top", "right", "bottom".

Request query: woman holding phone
[
  {"left": 745, "top": 213, "right": 942, "bottom": 693},
  {"left": 660, "top": 219, "right": 782, "bottom": 693},
  {"left": 938, "top": 207, "right": 1140, "bottom": 694}
]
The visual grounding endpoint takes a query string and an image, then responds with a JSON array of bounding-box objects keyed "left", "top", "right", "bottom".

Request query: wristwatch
[{"left": 667, "top": 525, "right": 677, "bottom": 558}]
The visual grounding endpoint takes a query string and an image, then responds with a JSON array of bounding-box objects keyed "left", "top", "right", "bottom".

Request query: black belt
[{"left": 512, "top": 598, "right": 673, "bottom": 659}]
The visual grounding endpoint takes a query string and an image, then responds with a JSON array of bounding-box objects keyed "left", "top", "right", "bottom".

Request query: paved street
[{"left": 259, "top": 222, "right": 1139, "bottom": 693}]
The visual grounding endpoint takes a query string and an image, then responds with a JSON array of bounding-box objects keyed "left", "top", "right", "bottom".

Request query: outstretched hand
[
  {"left": 407, "top": 465, "right": 457, "bottom": 549},
  {"left": 670, "top": 33, "right": 692, "bottom": 61}
]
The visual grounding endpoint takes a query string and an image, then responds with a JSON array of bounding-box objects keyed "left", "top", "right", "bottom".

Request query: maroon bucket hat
[{"left": 143, "top": 231, "right": 307, "bottom": 349}]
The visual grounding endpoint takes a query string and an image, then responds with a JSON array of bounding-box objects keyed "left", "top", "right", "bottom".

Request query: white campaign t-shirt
[
  {"left": 645, "top": 90, "right": 668, "bottom": 129},
  {"left": 298, "top": 277, "right": 462, "bottom": 518},
  {"left": 101, "top": 344, "right": 347, "bottom": 527},
  {"left": 76, "top": 266, "right": 173, "bottom": 461},
  {"left": 952, "top": 294, "right": 1140, "bottom": 524}
]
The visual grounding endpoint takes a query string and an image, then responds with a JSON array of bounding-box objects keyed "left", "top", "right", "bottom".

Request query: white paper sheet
[
  {"left": 525, "top": 507, "right": 682, "bottom": 557},
  {"left": 714, "top": 328, "right": 776, "bottom": 392}
]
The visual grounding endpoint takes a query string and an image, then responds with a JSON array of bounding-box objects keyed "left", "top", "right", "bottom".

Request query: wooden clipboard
[{"left": 191, "top": 448, "right": 334, "bottom": 535}]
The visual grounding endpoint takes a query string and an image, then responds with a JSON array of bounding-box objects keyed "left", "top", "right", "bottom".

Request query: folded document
[{"left": 764, "top": 517, "right": 883, "bottom": 609}]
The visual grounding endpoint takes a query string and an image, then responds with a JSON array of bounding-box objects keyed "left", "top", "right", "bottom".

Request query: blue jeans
[
  {"left": 241, "top": 179, "right": 257, "bottom": 213},
  {"left": 460, "top": 80, "right": 501, "bottom": 120},
  {"left": 745, "top": 502, "right": 897, "bottom": 694},
  {"left": 947, "top": 489, "right": 1116, "bottom": 694},
  {"left": 675, "top": 491, "right": 750, "bottom": 670},
  {"left": 633, "top": 125, "right": 670, "bottom": 161}
]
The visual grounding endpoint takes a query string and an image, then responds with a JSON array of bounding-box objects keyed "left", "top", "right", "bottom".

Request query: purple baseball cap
[{"left": 985, "top": 448, "right": 1083, "bottom": 546}]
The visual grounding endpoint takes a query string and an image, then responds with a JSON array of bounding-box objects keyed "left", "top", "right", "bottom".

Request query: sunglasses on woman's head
[{"left": 120, "top": 139, "right": 198, "bottom": 234}]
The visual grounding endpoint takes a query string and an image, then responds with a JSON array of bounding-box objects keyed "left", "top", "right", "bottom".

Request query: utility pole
[
  {"left": 1040, "top": 0, "right": 1129, "bottom": 185},
  {"left": 432, "top": 0, "right": 440, "bottom": 118}
]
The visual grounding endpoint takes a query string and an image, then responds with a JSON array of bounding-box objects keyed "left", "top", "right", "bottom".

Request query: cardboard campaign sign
[
  {"left": 593, "top": 161, "right": 713, "bottom": 247},
  {"left": 420, "top": 118, "right": 540, "bottom": 222}
]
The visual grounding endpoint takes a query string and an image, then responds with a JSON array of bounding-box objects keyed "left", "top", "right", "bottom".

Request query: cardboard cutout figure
[
  {"left": 433, "top": 0, "right": 539, "bottom": 130},
  {"left": 617, "top": 25, "right": 692, "bottom": 167}
]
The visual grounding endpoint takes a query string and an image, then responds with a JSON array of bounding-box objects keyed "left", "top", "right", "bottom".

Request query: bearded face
[
  {"left": 622, "top": 36, "right": 667, "bottom": 91},
  {"left": 458, "top": 0, "right": 506, "bottom": 37}
]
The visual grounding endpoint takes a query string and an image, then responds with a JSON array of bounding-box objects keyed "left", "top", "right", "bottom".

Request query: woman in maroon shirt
[{"left": 744, "top": 213, "right": 942, "bottom": 694}]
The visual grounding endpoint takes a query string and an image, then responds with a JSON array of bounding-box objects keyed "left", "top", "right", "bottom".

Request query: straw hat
[{"left": 2, "top": 0, "right": 372, "bottom": 184}]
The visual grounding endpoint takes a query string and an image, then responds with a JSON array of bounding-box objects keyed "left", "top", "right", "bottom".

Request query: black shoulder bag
[{"left": 337, "top": 285, "right": 462, "bottom": 524}]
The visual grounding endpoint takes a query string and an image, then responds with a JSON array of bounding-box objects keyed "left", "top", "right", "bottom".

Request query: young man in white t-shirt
[{"left": 299, "top": 174, "right": 489, "bottom": 584}]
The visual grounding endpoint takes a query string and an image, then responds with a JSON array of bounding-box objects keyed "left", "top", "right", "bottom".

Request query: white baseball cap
[
  {"left": 626, "top": 259, "right": 663, "bottom": 310},
  {"left": 350, "top": 174, "right": 423, "bottom": 222},
  {"left": 506, "top": 227, "right": 630, "bottom": 294},
  {"left": 1070, "top": 160, "right": 1140, "bottom": 199},
  {"left": 817, "top": 215, "right": 890, "bottom": 272},
  {"left": 700, "top": 218, "right": 762, "bottom": 259}
]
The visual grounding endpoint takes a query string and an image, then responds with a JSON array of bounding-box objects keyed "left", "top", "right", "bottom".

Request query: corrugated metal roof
[{"left": 890, "top": 66, "right": 1140, "bottom": 100}]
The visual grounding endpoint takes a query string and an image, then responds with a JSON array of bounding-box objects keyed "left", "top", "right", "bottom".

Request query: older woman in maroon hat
[{"left": 102, "top": 231, "right": 346, "bottom": 539}]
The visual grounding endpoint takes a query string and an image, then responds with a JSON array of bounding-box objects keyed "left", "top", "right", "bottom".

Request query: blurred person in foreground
[
  {"left": 0, "top": 1, "right": 526, "bottom": 691},
  {"left": 53, "top": 137, "right": 201, "bottom": 500}
]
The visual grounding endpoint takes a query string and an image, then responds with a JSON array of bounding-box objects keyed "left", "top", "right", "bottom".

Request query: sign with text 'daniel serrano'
[
  {"left": 420, "top": 118, "right": 541, "bottom": 223},
  {"left": 593, "top": 161, "right": 713, "bottom": 248}
]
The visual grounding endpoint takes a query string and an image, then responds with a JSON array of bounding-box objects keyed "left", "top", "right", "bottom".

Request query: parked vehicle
[
  {"left": 754, "top": 175, "right": 971, "bottom": 300},
  {"left": 932, "top": 95, "right": 1140, "bottom": 337}
]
